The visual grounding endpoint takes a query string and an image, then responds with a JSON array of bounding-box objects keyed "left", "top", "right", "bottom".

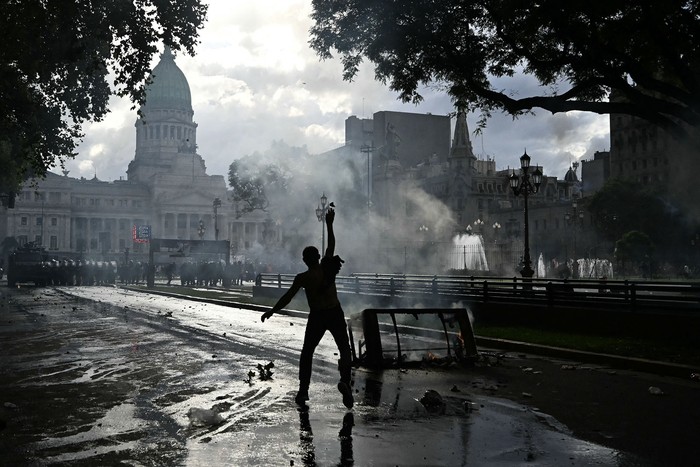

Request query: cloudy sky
[{"left": 68, "top": 0, "right": 610, "bottom": 183}]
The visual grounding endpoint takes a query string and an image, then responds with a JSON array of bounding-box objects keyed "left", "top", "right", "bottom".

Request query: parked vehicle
[{"left": 7, "top": 244, "right": 50, "bottom": 287}]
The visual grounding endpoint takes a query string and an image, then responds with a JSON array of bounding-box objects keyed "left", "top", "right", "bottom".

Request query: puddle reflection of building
[{"left": 298, "top": 408, "right": 354, "bottom": 466}]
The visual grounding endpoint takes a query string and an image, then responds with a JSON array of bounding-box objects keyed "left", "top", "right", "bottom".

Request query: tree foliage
[
  {"left": 0, "top": 0, "right": 208, "bottom": 194},
  {"left": 614, "top": 230, "right": 654, "bottom": 263},
  {"left": 586, "top": 178, "right": 688, "bottom": 257},
  {"left": 310, "top": 1, "right": 700, "bottom": 136},
  {"left": 228, "top": 150, "right": 294, "bottom": 217}
]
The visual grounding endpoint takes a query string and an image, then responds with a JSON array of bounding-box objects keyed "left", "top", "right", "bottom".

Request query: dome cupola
[{"left": 143, "top": 47, "right": 192, "bottom": 112}]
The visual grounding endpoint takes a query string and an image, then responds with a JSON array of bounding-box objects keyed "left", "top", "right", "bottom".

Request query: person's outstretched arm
[
  {"left": 325, "top": 207, "right": 335, "bottom": 258},
  {"left": 261, "top": 276, "right": 302, "bottom": 322}
]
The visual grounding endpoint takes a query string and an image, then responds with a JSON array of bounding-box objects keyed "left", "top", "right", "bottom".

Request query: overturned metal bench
[{"left": 350, "top": 308, "right": 479, "bottom": 368}]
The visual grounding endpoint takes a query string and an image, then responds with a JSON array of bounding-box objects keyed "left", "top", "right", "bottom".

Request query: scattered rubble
[
  {"left": 418, "top": 389, "right": 446, "bottom": 414},
  {"left": 648, "top": 386, "right": 664, "bottom": 396},
  {"left": 187, "top": 407, "right": 224, "bottom": 427}
]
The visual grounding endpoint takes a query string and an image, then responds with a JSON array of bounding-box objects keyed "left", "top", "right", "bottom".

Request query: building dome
[
  {"left": 564, "top": 166, "right": 579, "bottom": 182},
  {"left": 143, "top": 47, "right": 192, "bottom": 112}
]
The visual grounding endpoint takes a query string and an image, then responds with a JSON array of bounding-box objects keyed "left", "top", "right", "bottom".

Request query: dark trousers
[{"left": 299, "top": 305, "right": 352, "bottom": 392}]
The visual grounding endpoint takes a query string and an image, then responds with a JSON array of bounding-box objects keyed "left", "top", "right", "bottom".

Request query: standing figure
[{"left": 261, "top": 207, "right": 353, "bottom": 408}]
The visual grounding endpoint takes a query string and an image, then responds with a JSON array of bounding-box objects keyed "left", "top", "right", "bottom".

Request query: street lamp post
[
  {"left": 509, "top": 151, "right": 543, "bottom": 278},
  {"left": 492, "top": 222, "right": 502, "bottom": 242},
  {"left": 197, "top": 219, "right": 206, "bottom": 240},
  {"left": 564, "top": 199, "right": 584, "bottom": 261},
  {"left": 213, "top": 197, "right": 222, "bottom": 241},
  {"left": 315, "top": 192, "right": 329, "bottom": 253}
]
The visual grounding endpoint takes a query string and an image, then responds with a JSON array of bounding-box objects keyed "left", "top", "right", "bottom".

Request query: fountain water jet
[{"left": 450, "top": 234, "right": 489, "bottom": 271}]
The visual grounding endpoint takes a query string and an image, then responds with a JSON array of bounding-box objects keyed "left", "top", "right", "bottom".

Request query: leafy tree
[
  {"left": 587, "top": 179, "right": 685, "bottom": 240},
  {"left": 614, "top": 230, "right": 655, "bottom": 276},
  {"left": 1, "top": 1, "right": 208, "bottom": 195},
  {"left": 228, "top": 150, "right": 294, "bottom": 217},
  {"left": 310, "top": 1, "right": 700, "bottom": 137}
]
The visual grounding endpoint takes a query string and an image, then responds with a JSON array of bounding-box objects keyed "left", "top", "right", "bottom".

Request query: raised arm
[
  {"left": 261, "top": 275, "right": 302, "bottom": 322},
  {"left": 325, "top": 207, "right": 335, "bottom": 258}
]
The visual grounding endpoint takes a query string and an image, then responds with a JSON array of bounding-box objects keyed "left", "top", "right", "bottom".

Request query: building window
[
  {"left": 50, "top": 236, "right": 58, "bottom": 250},
  {"left": 49, "top": 192, "right": 61, "bottom": 202},
  {"left": 51, "top": 217, "right": 57, "bottom": 226},
  {"left": 21, "top": 216, "right": 27, "bottom": 226},
  {"left": 34, "top": 192, "right": 43, "bottom": 201},
  {"left": 119, "top": 239, "right": 126, "bottom": 250},
  {"left": 35, "top": 235, "right": 42, "bottom": 244},
  {"left": 18, "top": 235, "right": 28, "bottom": 246},
  {"left": 36, "top": 217, "right": 42, "bottom": 226}
]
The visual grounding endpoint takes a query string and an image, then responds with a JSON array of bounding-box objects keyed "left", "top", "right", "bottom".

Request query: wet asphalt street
[{"left": 1, "top": 285, "right": 698, "bottom": 466}]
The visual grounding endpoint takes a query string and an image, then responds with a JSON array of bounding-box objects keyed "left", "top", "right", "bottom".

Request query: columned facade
[{"left": 1, "top": 47, "right": 268, "bottom": 263}]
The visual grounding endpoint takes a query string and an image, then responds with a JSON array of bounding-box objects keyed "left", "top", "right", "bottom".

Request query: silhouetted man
[{"left": 261, "top": 207, "right": 353, "bottom": 408}]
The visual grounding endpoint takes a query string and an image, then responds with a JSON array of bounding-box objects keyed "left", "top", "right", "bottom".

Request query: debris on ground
[
  {"left": 257, "top": 361, "right": 275, "bottom": 380},
  {"left": 187, "top": 407, "right": 224, "bottom": 427},
  {"left": 244, "top": 361, "right": 275, "bottom": 384},
  {"left": 244, "top": 370, "right": 256, "bottom": 385},
  {"left": 418, "top": 389, "right": 446, "bottom": 414},
  {"left": 561, "top": 364, "right": 577, "bottom": 371},
  {"left": 648, "top": 386, "right": 664, "bottom": 396}
]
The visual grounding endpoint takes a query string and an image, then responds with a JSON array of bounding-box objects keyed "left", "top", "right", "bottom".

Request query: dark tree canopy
[
  {"left": 228, "top": 152, "right": 294, "bottom": 217},
  {"left": 1, "top": 0, "right": 208, "bottom": 194},
  {"left": 586, "top": 178, "right": 690, "bottom": 260},
  {"left": 310, "top": 1, "right": 700, "bottom": 136}
]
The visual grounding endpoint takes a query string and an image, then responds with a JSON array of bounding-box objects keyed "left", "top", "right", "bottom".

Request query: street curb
[
  {"left": 122, "top": 286, "right": 699, "bottom": 381},
  {"left": 475, "top": 336, "right": 699, "bottom": 379}
]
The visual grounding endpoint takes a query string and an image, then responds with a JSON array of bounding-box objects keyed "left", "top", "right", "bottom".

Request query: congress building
[{"left": 0, "top": 47, "right": 268, "bottom": 263}]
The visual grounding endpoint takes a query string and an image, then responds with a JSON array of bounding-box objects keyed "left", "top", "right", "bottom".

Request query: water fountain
[
  {"left": 536, "top": 253, "right": 547, "bottom": 278},
  {"left": 576, "top": 258, "right": 614, "bottom": 279},
  {"left": 449, "top": 234, "right": 489, "bottom": 272}
]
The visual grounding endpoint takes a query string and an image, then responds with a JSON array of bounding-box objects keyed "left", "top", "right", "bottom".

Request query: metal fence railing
[{"left": 255, "top": 272, "right": 700, "bottom": 315}]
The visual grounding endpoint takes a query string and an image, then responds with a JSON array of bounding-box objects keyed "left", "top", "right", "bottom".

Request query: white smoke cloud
[{"left": 68, "top": 0, "right": 610, "bottom": 183}]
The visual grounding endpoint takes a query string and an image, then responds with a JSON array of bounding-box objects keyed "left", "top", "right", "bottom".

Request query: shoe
[
  {"left": 338, "top": 381, "right": 354, "bottom": 409},
  {"left": 295, "top": 390, "right": 309, "bottom": 406}
]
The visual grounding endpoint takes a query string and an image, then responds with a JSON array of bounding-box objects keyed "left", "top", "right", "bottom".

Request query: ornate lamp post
[
  {"left": 564, "top": 199, "right": 584, "bottom": 261},
  {"left": 213, "top": 197, "right": 222, "bottom": 241},
  {"left": 509, "top": 151, "right": 543, "bottom": 278},
  {"left": 315, "top": 192, "right": 329, "bottom": 253},
  {"left": 197, "top": 219, "right": 206, "bottom": 240},
  {"left": 492, "top": 222, "right": 502, "bottom": 243}
]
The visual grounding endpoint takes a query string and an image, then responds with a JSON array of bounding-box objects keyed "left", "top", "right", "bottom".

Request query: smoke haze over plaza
[{"left": 68, "top": 0, "right": 610, "bottom": 184}]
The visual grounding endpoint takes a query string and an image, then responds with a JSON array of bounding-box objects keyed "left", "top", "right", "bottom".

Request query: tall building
[
  {"left": 340, "top": 109, "right": 590, "bottom": 272},
  {"left": 0, "top": 48, "right": 268, "bottom": 262}
]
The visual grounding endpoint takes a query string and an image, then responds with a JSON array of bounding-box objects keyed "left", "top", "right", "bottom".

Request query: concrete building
[
  {"left": 339, "top": 109, "right": 594, "bottom": 274},
  {"left": 0, "top": 48, "right": 268, "bottom": 263}
]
